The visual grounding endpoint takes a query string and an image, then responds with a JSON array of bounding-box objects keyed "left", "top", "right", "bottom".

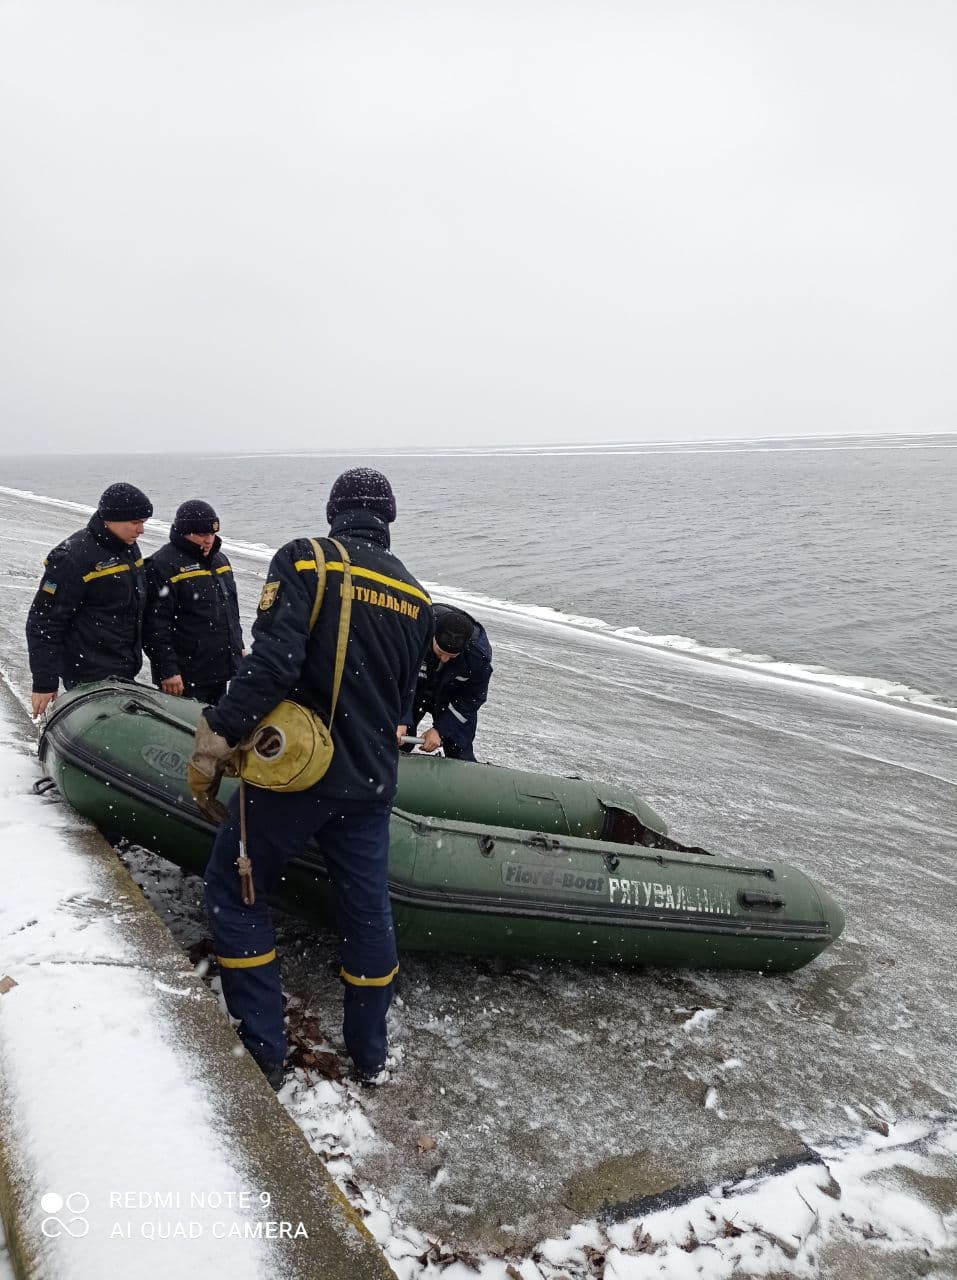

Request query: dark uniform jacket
[
  {"left": 206, "top": 509, "right": 433, "bottom": 803},
  {"left": 26, "top": 515, "right": 147, "bottom": 693},
  {"left": 143, "top": 531, "right": 243, "bottom": 694},
  {"left": 404, "top": 602, "right": 493, "bottom": 754}
]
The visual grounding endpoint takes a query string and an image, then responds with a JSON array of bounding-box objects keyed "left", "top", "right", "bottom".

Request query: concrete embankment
[{"left": 0, "top": 678, "right": 391, "bottom": 1280}]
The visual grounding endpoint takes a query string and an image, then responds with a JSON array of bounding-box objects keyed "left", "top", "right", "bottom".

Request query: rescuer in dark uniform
[
  {"left": 143, "top": 499, "right": 244, "bottom": 705},
  {"left": 188, "top": 469, "right": 433, "bottom": 1089},
  {"left": 26, "top": 482, "right": 153, "bottom": 719},
  {"left": 397, "top": 603, "right": 493, "bottom": 761}
]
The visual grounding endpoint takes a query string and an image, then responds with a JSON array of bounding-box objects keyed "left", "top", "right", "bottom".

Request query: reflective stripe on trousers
[{"left": 204, "top": 786, "right": 397, "bottom": 1074}]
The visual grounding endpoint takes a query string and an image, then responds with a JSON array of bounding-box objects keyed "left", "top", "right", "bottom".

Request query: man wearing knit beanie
[
  {"left": 172, "top": 499, "right": 219, "bottom": 536},
  {"left": 144, "top": 499, "right": 244, "bottom": 704},
  {"left": 398, "top": 602, "right": 494, "bottom": 761},
  {"left": 192, "top": 466, "right": 433, "bottom": 1091},
  {"left": 97, "top": 482, "right": 153, "bottom": 525},
  {"left": 26, "top": 481, "right": 153, "bottom": 717},
  {"left": 326, "top": 467, "right": 397, "bottom": 525}
]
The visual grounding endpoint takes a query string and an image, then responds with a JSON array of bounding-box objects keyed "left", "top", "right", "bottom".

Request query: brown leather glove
[{"left": 187, "top": 713, "right": 237, "bottom": 825}]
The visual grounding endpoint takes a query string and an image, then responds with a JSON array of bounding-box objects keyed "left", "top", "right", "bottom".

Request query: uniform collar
[
  {"left": 169, "top": 528, "right": 222, "bottom": 563},
  {"left": 87, "top": 514, "right": 139, "bottom": 558},
  {"left": 329, "top": 509, "right": 391, "bottom": 549}
]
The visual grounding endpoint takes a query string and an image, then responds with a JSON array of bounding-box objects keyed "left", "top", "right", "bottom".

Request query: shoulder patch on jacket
[
  {"left": 258, "top": 580, "right": 280, "bottom": 611},
  {"left": 42, "top": 580, "right": 57, "bottom": 595}
]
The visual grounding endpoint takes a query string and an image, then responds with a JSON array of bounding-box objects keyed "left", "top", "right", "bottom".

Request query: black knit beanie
[
  {"left": 173, "top": 499, "right": 220, "bottom": 535},
  {"left": 97, "top": 482, "right": 153, "bottom": 522},
  {"left": 326, "top": 468, "right": 396, "bottom": 524},
  {"left": 435, "top": 608, "right": 473, "bottom": 654}
]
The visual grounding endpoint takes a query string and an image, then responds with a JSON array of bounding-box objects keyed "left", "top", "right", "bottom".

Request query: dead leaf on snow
[
  {"left": 295, "top": 1015, "right": 325, "bottom": 1042},
  {"left": 283, "top": 1006, "right": 344, "bottom": 1080},
  {"left": 290, "top": 1046, "right": 343, "bottom": 1080},
  {"left": 861, "top": 1221, "right": 889, "bottom": 1241},
  {"left": 633, "top": 1224, "right": 658, "bottom": 1253},
  {"left": 416, "top": 1239, "right": 479, "bottom": 1268},
  {"left": 678, "top": 1223, "right": 701, "bottom": 1252},
  {"left": 0, "top": 976, "right": 17, "bottom": 995},
  {"left": 416, "top": 1134, "right": 438, "bottom": 1154},
  {"left": 720, "top": 1217, "right": 744, "bottom": 1238},
  {"left": 752, "top": 1225, "right": 800, "bottom": 1259},
  {"left": 583, "top": 1244, "right": 606, "bottom": 1274}
]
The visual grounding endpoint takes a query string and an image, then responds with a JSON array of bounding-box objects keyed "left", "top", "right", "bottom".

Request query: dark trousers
[{"left": 204, "top": 787, "right": 397, "bottom": 1074}]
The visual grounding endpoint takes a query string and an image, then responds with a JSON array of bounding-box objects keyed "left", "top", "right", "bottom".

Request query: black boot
[
  {"left": 259, "top": 1060, "right": 285, "bottom": 1092},
  {"left": 352, "top": 1064, "right": 386, "bottom": 1089}
]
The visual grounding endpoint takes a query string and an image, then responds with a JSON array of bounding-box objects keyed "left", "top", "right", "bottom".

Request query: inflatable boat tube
[{"left": 37, "top": 681, "right": 844, "bottom": 972}]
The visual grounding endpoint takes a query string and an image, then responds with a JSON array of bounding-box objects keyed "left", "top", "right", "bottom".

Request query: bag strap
[
  {"left": 307, "top": 537, "right": 353, "bottom": 729},
  {"left": 307, "top": 538, "right": 326, "bottom": 631},
  {"left": 327, "top": 537, "right": 352, "bottom": 727}
]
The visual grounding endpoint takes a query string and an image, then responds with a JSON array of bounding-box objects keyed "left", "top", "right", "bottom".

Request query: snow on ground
[
  {"left": 0, "top": 682, "right": 284, "bottom": 1279},
  {"left": 261, "top": 1042, "right": 957, "bottom": 1279}
]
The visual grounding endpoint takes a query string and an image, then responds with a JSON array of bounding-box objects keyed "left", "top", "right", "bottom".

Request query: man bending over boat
[
  {"left": 397, "top": 604, "right": 493, "bottom": 761},
  {"left": 26, "top": 482, "right": 153, "bottom": 719},
  {"left": 187, "top": 468, "right": 433, "bottom": 1091},
  {"left": 143, "top": 499, "right": 244, "bottom": 704}
]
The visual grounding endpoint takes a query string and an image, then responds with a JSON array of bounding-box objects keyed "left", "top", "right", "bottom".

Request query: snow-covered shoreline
[
  {"left": 2, "top": 490, "right": 955, "bottom": 1278},
  {"left": 278, "top": 1051, "right": 957, "bottom": 1278}
]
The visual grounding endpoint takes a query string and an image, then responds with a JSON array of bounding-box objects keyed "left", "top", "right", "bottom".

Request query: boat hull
[{"left": 38, "top": 681, "right": 844, "bottom": 972}]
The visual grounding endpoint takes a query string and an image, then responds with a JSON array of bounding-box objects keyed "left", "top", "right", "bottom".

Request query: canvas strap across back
[{"left": 307, "top": 537, "right": 353, "bottom": 731}]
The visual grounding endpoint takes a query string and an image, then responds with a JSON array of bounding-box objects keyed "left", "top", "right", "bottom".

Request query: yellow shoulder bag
[{"left": 238, "top": 537, "right": 352, "bottom": 792}]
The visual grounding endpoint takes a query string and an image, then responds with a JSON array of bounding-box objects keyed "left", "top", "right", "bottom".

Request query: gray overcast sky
[{"left": 1, "top": 0, "right": 955, "bottom": 454}]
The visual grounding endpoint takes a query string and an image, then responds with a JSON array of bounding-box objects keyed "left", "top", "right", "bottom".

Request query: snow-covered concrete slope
[{"left": 0, "top": 679, "right": 391, "bottom": 1280}]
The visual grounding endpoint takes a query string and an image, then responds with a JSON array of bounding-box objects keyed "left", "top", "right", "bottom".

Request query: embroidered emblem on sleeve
[{"left": 258, "top": 580, "right": 280, "bottom": 611}]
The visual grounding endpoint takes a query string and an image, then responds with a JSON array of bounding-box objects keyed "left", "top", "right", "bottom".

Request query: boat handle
[
  {"left": 526, "top": 833, "right": 562, "bottom": 850},
  {"left": 121, "top": 698, "right": 199, "bottom": 735},
  {"left": 738, "top": 891, "right": 785, "bottom": 911}
]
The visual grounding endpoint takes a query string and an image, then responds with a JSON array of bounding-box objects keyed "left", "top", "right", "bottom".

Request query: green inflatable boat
[{"left": 37, "top": 680, "right": 844, "bottom": 972}]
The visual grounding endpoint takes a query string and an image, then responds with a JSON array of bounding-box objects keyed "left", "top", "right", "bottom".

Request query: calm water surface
[{"left": 3, "top": 433, "right": 954, "bottom": 702}]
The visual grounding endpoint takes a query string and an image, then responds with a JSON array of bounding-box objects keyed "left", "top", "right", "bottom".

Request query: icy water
[
  {"left": 3, "top": 430, "right": 956, "bottom": 706},
  {"left": 1, "top": 444, "right": 956, "bottom": 1275}
]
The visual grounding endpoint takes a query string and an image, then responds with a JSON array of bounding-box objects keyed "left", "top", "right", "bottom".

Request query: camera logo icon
[{"left": 40, "top": 1192, "right": 90, "bottom": 1238}]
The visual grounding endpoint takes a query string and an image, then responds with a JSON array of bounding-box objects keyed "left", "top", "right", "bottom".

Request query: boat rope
[{"left": 236, "top": 777, "right": 256, "bottom": 907}]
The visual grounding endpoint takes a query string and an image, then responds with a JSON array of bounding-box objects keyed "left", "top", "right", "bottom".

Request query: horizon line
[{"left": 1, "top": 427, "right": 955, "bottom": 459}]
